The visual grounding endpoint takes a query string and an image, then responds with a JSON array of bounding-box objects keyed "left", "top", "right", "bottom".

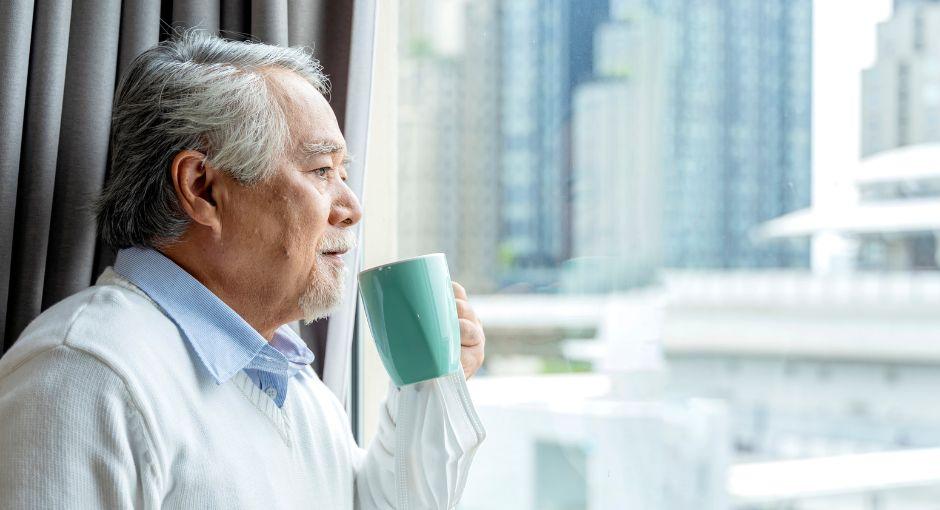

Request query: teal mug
[{"left": 358, "top": 253, "right": 462, "bottom": 386}]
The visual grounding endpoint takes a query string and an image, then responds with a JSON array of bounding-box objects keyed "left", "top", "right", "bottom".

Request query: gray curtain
[{"left": 0, "top": 0, "right": 355, "bottom": 374}]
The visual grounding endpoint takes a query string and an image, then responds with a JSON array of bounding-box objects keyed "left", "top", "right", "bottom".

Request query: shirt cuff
[{"left": 388, "top": 371, "right": 486, "bottom": 509}]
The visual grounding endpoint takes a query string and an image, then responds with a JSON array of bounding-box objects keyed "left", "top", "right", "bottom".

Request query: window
[{"left": 370, "top": 0, "right": 940, "bottom": 508}]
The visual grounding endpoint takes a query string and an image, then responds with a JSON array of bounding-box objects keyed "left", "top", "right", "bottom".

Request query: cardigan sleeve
[
  {"left": 353, "top": 371, "right": 486, "bottom": 510},
  {"left": 0, "top": 345, "right": 152, "bottom": 510}
]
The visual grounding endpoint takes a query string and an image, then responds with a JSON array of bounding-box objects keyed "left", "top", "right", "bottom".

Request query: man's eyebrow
[
  {"left": 300, "top": 141, "right": 354, "bottom": 168},
  {"left": 300, "top": 140, "right": 346, "bottom": 156}
]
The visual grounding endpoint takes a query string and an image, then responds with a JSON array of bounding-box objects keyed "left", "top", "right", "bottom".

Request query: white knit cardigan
[{"left": 0, "top": 268, "right": 485, "bottom": 509}]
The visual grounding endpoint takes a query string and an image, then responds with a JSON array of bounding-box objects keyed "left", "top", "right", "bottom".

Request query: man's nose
[{"left": 330, "top": 184, "right": 363, "bottom": 227}]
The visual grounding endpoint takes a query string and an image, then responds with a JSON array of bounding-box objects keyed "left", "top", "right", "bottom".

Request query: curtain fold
[
  {"left": 174, "top": 0, "right": 221, "bottom": 34},
  {"left": 0, "top": 0, "right": 36, "bottom": 353},
  {"left": 42, "top": 0, "right": 123, "bottom": 311},
  {"left": 119, "top": 0, "right": 162, "bottom": 76},
  {"left": 220, "top": 0, "right": 251, "bottom": 40},
  {"left": 251, "top": 0, "right": 289, "bottom": 46},
  {"left": 5, "top": 0, "right": 73, "bottom": 348},
  {"left": 0, "top": 0, "right": 355, "bottom": 372},
  {"left": 288, "top": 0, "right": 325, "bottom": 47}
]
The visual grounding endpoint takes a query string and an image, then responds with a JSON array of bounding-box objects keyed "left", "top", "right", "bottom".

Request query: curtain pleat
[
  {"left": 288, "top": 0, "right": 325, "bottom": 47},
  {"left": 173, "top": 0, "right": 221, "bottom": 34},
  {"left": 251, "top": 0, "right": 289, "bottom": 46},
  {"left": 318, "top": 1, "right": 354, "bottom": 129},
  {"left": 1, "top": 0, "right": 354, "bottom": 360},
  {"left": 0, "top": 0, "right": 36, "bottom": 351},
  {"left": 5, "top": 0, "right": 73, "bottom": 344},
  {"left": 221, "top": 0, "right": 251, "bottom": 39},
  {"left": 42, "top": 0, "right": 123, "bottom": 310},
  {"left": 118, "top": 0, "right": 162, "bottom": 77}
]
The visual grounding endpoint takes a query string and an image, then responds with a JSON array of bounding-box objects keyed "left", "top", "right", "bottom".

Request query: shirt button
[{"left": 266, "top": 388, "right": 277, "bottom": 398}]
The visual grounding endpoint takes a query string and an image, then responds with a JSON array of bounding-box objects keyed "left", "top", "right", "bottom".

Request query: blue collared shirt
[{"left": 113, "top": 247, "right": 315, "bottom": 408}]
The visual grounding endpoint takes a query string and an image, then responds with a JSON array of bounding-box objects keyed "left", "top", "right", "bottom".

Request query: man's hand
[{"left": 452, "top": 281, "right": 485, "bottom": 379}]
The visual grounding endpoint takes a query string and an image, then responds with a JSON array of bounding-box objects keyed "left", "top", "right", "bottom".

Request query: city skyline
[
  {"left": 394, "top": 0, "right": 893, "bottom": 295},
  {"left": 394, "top": 2, "right": 940, "bottom": 507}
]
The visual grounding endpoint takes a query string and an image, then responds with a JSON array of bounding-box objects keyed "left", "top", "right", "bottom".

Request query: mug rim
[{"left": 359, "top": 252, "right": 445, "bottom": 275}]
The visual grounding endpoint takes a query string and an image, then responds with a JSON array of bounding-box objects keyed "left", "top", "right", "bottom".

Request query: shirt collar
[{"left": 113, "top": 247, "right": 315, "bottom": 384}]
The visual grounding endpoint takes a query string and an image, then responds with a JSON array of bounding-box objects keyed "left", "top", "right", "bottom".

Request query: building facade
[
  {"left": 495, "top": 0, "right": 572, "bottom": 291},
  {"left": 565, "top": 4, "right": 670, "bottom": 292},
  {"left": 397, "top": 1, "right": 463, "bottom": 269},
  {"left": 858, "top": 0, "right": 940, "bottom": 270},
  {"left": 654, "top": 0, "right": 813, "bottom": 269},
  {"left": 862, "top": 0, "right": 940, "bottom": 156}
]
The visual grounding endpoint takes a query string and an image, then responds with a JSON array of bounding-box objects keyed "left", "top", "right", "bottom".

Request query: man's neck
[{"left": 159, "top": 245, "right": 284, "bottom": 341}]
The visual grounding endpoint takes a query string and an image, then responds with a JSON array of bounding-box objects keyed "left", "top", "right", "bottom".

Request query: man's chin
[
  {"left": 298, "top": 264, "right": 349, "bottom": 324},
  {"left": 300, "top": 301, "right": 341, "bottom": 325},
  {"left": 299, "top": 287, "right": 346, "bottom": 324}
]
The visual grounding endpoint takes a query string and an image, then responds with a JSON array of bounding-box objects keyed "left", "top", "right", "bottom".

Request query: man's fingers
[
  {"left": 461, "top": 346, "right": 484, "bottom": 379},
  {"left": 452, "top": 281, "right": 468, "bottom": 301},
  {"left": 458, "top": 318, "right": 484, "bottom": 347},
  {"left": 452, "top": 281, "right": 485, "bottom": 379},
  {"left": 455, "top": 298, "right": 482, "bottom": 326}
]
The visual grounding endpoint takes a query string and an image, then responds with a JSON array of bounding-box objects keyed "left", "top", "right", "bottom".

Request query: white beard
[{"left": 299, "top": 253, "right": 349, "bottom": 324}]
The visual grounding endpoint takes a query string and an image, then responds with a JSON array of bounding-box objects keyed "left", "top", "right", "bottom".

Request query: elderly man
[{"left": 0, "top": 32, "right": 485, "bottom": 509}]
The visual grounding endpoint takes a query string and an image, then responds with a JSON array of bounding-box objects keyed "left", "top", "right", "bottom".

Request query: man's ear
[{"left": 169, "top": 150, "right": 224, "bottom": 231}]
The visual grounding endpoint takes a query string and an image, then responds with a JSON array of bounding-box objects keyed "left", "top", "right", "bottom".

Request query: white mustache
[{"left": 318, "top": 229, "right": 358, "bottom": 253}]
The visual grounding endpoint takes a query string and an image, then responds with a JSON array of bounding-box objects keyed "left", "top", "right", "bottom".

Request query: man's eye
[{"left": 311, "top": 167, "right": 331, "bottom": 178}]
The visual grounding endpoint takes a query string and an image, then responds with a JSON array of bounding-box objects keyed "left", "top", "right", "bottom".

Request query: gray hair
[{"left": 95, "top": 29, "right": 329, "bottom": 249}]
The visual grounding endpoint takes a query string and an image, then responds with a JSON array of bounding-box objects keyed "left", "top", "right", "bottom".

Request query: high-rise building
[
  {"left": 651, "top": 0, "right": 813, "bottom": 269},
  {"left": 397, "top": 2, "right": 463, "bottom": 267},
  {"left": 456, "top": 0, "right": 503, "bottom": 293},
  {"left": 862, "top": 0, "right": 940, "bottom": 156},
  {"left": 399, "top": 0, "right": 813, "bottom": 294},
  {"left": 398, "top": 0, "right": 621, "bottom": 293},
  {"left": 495, "top": 0, "right": 572, "bottom": 291},
  {"left": 568, "top": 0, "right": 612, "bottom": 93},
  {"left": 397, "top": 0, "right": 509, "bottom": 293},
  {"left": 565, "top": 4, "right": 670, "bottom": 292},
  {"left": 856, "top": 0, "right": 940, "bottom": 269},
  {"left": 893, "top": 0, "right": 940, "bottom": 11}
]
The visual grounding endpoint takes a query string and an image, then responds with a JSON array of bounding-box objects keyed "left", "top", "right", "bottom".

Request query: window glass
[{"left": 397, "top": 0, "right": 940, "bottom": 508}]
